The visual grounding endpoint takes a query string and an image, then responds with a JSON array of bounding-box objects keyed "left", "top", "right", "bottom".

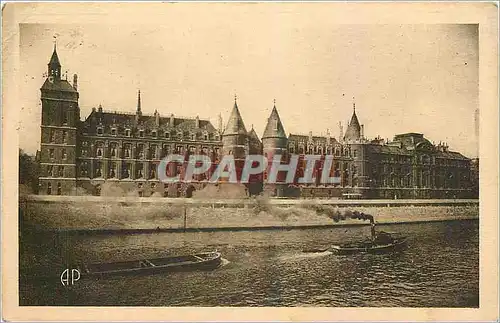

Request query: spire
[
  {"left": 343, "top": 104, "right": 361, "bottom": 141},
  {"left": 223, "top": 96, "right": 247, "bottom": 136},
  {"left": 136, "top": 90, "right": 142, "bottom": 114},
  {"left": 47, "top": 42, "right": 61, "bottom": 80},
  {"left": 262, "top": 100, "right": 287, "bottom": 139}
]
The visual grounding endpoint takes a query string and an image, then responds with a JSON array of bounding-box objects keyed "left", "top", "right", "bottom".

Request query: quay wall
[{"left": 19, "top": 196, "right": 479, "bottom": 233}]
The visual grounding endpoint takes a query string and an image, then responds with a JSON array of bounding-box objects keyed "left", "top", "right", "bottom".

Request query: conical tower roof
[
  {"left": 343, "top": 106, "right": 361, "bottom": 141},
  {"left": 262, "top": 103, "right": 287, "bottom": 139},
  {"left": 48, "top": 44, "right": 61, "bottom": 67},
  {"left": 248, "top": 126, "right": 261, "bottom": 143},
  {"left": 223, "top": 100, "right": 247, "bottom": 136}
]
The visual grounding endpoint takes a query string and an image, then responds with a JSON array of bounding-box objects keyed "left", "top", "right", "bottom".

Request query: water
[{"left": 19, "top": 220, "right": 479, "bottom": 307}]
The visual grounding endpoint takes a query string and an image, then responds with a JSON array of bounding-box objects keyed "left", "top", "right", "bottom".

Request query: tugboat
[
  {"left": 304, "top": 212, "right": 408, "bottom": 254},
  {"left": 332, "top": 214, "right": 407, "bottom": 254}
]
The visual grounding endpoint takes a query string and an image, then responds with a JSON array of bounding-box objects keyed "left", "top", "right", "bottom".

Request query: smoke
[{"left": 304, "top": 203, "right": 375, "bottom": 223}]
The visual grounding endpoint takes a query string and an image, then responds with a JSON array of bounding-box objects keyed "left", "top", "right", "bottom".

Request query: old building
[{"left": 38, "top": 46, "right": 475, "bottom": 199}]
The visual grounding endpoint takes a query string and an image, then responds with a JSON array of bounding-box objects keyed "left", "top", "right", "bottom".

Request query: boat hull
[
  {"left": 331, "top": 238, "right": 407, "bottom": 255},
  {"left": 79, "top": 252, "right": 222, "bottom": 278}
]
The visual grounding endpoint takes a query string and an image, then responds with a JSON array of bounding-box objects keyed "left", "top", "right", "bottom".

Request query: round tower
[{"left": 262, "top": 100, "right": 288, "bottom": 197}]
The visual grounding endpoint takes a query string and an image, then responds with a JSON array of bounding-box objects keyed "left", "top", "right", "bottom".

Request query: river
[{"left": 19, "top": 219, "right": 479, "bottom": 307}]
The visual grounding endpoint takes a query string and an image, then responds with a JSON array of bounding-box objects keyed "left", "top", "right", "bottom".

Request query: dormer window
[
  {"left": 204, "top": 133, "right": 208, "bottom": 141},
  {"left": 165, "top": 132, "right": 170, "bottom": 139},
  {"left": 97, "top": 127, "right": 103, "bottom": 135},
  {"left": 125, "top": 129, "right": 131, "bottom": 137},
  {"left": 139, "top": 130, "right": 144, "bottom": 138},
  {"left": 111, "top": 128, "right": 117, "bottom": 136},
  {"left": 151, "top": 130, "right": 157, "bottom": 138}
]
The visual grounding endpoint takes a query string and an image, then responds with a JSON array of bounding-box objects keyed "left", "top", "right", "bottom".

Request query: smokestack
[{"left": 73, "top": 74, "right": 78, "bottom": 91}]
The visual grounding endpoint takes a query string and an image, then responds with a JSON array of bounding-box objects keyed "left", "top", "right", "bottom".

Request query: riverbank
[{"left": 19, "top": 195, "right": 479, "bottom": 233}]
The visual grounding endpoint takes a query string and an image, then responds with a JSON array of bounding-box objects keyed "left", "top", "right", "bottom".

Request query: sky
[{"left": 19, "top": 16, "right": 479, "bottom": 157}]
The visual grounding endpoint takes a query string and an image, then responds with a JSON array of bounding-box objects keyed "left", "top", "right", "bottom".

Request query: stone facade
[{"left": 38, "top": 47, "right": 476, "bottom": 199}]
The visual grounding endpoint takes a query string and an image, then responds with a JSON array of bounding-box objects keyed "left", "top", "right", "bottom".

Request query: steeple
[
  {"left": 262, "top": 100, "right": 287, "bottom": 139},
  {"left": 223, "top": 96, "right": 247, "bottom": 136},
  {"left": 343, "top": 102, "right": 361, "bottom": 141},
  {"left": 136, "top": 90, "right": 142, "bottom": 116},
  {"left": 47, "top": 43, "right": 61, "bottom": 81}
]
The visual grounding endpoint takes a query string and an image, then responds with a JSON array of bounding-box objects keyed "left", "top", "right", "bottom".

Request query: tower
[
  {"left": 262, "top": 100, "right": 288, "bottom": 197},
  {"left": 39, "top": 44, "right": 80, "bottom": 195},
  {"left": 221, "top": 96, "right": 248, "bottom": 183}
]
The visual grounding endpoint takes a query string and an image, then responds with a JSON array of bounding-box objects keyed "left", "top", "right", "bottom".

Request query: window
[
  {"left": 81, "top": 148, "right": 87, "bottom": 157},
  {"left": 151, "top": 182, "right": 156, "bottom": 189},
  {"left": 204, "top": 134, "right": 208, "bottom": 141},
  {"left": 176, "top": 145, "right": 184, "bottom": 154},
  {"left": 63, "top": 111, "right": 68, "bottom": 124},
  {"left": 80, "top": 163, "right": 88, "bottom": 177},
  {"left": 49, "top": 130, "right": 55, "bottom": 143},
  {"left": 122, "top": 164, "right": 131, "bottom": 178},
  {"left": 139, "top": 130, "right": 144, "bottom": 138},
  {"left": 111, "top": 128, "right": 117, "bottom": 136},
  {"left": 95, "top": 162, "right": 102, "bottom": 177},
  {"left": 97, "top": 127, "right": 103, "bottom": 135},
  {"left": 62, "top": 130, "right": 68, "bottom": 143},
  {"left": 125, "top": 129, "right": 131, "bottom": 137},
  {"left": 49, "top": 149, "right": 55, "bottom": 159},
  {"left": 165, "top": 132, "right": 170, "bottom": 139},
  {"left": 152, "top": 130, "right": 157, "bottom": 138},
  {"left": 124, "top": 144, "right": 131, "bottom": 158},
  {"left": 57, "top": 183, "right": 62, "bottom": 195},
  {"left": 58, "top": 166, "right": 64, "bottom": 177},
  {"left": 137, "top": 165, "right": 144, "bottom": 178},
  {"left": 137, "top": 144, "right": 145, "bottom": 159},
  {"left": 189, "top": 146, "right": 195, "bottom": 153},
  {"left": 151, "top": 145, "right": 157, "bottom": 159},
  {"left": 62, "top": 149, "right": 67, "bottom": 160},
  {"left": 47, "top": 165, "right": 53, "bottom": 177},
  {"left": 110, "top": 143, "right": 117, "bottom": 158},
  {"left": 191, "top": 134, "right": 196, "bottom": 141},
  {"left": 150, "top": 167, "right": 156, "bottom": 179},
  {"left": 47, "top": 183, "right": 52, "bottom": 195},
  {"left": 96, "top": 147, "right": 103, "bottom": 157},
  {"left": 109, "top": 163, "right": 116, "bottom": 178}
]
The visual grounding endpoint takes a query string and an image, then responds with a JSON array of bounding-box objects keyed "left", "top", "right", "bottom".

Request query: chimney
[
  {"left": 98, "top": 104, "right": 103, "bottom": 113},
  {"left": 217, "top": 113, "right": 223, "bottom": 133},
  {"left": 73, "top": 74, "right": 78, "bottom": 90},
  {"left": 339, "top": 122, "right": 344, "bottom": 142},
  {"left": 360, "top": 125, "right": 364, "bottom": 139},
  {"left": 154, "top": 109, "right": 160, "bottom": 127},
  {"left": 195, "top": 115, "right": 200, "bottom": 128},
  {"left": 170, "top": 113, "right": 175, "bottom": 126}
]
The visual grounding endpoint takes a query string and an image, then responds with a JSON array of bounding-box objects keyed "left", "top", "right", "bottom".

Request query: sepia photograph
[{"left": 2, "top": 2, "right": 499, "bottom": 322}]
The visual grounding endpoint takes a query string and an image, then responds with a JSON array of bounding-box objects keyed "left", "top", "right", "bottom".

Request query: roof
[
  {"left": 83, "top": 110, "right": 217, "bottom": 132},
  {"left": 288, "top": 133, "right": 339, "bottom": 145},
  {"left": 262, "top": 105, "right": 287, "bottom": 139},
  {"left": 343, "top": 109, "right": 361, "bottom": 141},
  {"left": 248, "top": 127, "right": 261, "bottom": 143},
  {"left": 40, "top": 78, "right": 77, "bottom": 93},
  {"left": 367, "top": 144, "right": 412, "bottom": 155},
  {"left": 48, "top": 46, "right": 61, "bottom": 67},
  {"left": 223, "top": 101, "right": 247, "bottom": 136}
]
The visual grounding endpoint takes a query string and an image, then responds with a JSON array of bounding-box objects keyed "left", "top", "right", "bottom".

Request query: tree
[{"left": 19, "top": 149, "right": 40, "bottom": 194}]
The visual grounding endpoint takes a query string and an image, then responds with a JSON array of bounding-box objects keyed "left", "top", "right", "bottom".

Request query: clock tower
[{"left": 39, "top": 44, "right": 80, "bottom": 195}]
